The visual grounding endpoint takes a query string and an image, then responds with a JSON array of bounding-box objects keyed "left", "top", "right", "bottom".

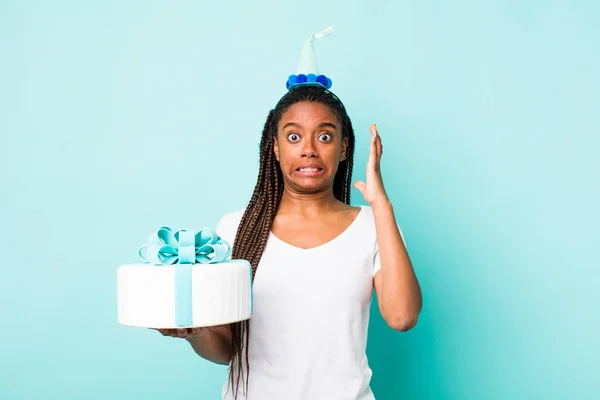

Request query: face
[{"left": 274, "top": 101, "right": 348, "bottom": 194}]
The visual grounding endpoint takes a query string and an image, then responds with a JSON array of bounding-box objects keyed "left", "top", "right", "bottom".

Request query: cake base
[{"left": 117, "top": 260, "right": 252, "bottom": 329}]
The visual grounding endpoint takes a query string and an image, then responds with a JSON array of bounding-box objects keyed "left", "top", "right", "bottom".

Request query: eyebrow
[{"left": 282, "top": 122, "right": 338, "bottom": 131}]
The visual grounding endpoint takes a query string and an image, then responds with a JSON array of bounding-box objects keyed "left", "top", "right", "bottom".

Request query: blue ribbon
[
  {"left": 137, "top": 226, "right": 232, "bottom": 327},
  {"left": 137, "top": 226, "right": 231, "bottom": 265}
]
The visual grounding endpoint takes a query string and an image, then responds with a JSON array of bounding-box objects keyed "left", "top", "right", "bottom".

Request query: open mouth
[
  {"left": 297, "top": 167, "right": 322, "bottom": 172},
  {"left": 295, "top": 165, "right": 324, "bottom": 176}
]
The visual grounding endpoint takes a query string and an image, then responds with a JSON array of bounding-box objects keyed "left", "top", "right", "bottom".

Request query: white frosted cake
[{"left": 117, "top": 226, "right": 252, "bottom": 329}]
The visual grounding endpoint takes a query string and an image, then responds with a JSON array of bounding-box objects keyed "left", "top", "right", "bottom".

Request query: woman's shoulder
[
  {"left": 218, "top": 208, "right": 246, "bottom": 226},
  {"left": 357, "top": 204, "right": 373, "bottom": 214},
  {"left": 356, "top": 204, "right": 407, "bottom": 246},
  {"left": 216, "top": 208, "right": 246, "bottom": 243},
  {"left": 356, "top": 204, "right": 375, "bottom": 221}
]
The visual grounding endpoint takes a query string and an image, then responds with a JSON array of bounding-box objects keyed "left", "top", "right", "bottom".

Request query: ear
[
  {"left": 340, "top": 137, "right": 349, "bottom": 161},
  {"left": 273, "top": 136, "right": 280, "bottom": 161}
]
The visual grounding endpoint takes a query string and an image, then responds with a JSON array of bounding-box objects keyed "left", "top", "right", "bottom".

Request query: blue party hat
[{"left": 286, "top": 27, "right": 334, "bottom": 90}]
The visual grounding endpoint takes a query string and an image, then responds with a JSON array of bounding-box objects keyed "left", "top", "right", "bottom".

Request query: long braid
[
  {"left": 333, "top": 117, "right": 355, "bottom": 204},
  {"left": 226, "top": 86, "right": 355, "bottom": 399}
]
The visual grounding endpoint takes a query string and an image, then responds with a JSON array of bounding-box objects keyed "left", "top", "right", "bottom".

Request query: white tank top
[{"left": 217, "top": 205, "right": 404, "bottom": 400}]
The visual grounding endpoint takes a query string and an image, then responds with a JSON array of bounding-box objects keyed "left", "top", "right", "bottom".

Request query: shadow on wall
[
  {"left": 363, "top": 136, "right": 518, "bottom": 400},
  {"left": 364, "top": 140, "right": 450, "bottom": 400},
  {"left": 367, "top": 274, "right": 439, "bottom": 400}
]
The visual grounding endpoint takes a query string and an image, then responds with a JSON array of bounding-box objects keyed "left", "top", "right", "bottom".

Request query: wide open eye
[
  {"left": 318, "top": 133, "right": 332, "bottom": 142},
  {"left": 287, "top": 133, "right": 300, "bottom": 142}
]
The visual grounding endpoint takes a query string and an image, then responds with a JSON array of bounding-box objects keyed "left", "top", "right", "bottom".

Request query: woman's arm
[
  {"left": 353, "top": 124, "right": 422, "bottom": 331},
  {"left": 186, "top": 325, "right": 232, "bottom": 365},
  {"left": 372, "top": 201, "right": 422, "bottom": 331},
  {"left": 156, "top": 325, "right": 232, "bottom": 365}
]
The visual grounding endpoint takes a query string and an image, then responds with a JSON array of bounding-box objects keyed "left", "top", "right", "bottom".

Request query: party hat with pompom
[{"left": 286, "top": 27, "right": 334, "bottom": 90}]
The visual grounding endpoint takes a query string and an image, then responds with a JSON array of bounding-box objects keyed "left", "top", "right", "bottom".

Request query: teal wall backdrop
[{"left": 1, "top": 1, "right": 598, "bottom": 399}]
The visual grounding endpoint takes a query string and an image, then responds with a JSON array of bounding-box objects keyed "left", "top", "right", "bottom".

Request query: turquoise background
[{"left": 1, "top": 0, "right": 598, "bottom": 399}]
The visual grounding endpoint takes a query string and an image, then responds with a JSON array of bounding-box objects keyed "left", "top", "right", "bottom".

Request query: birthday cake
[{"left": 117, "top": 226, "right": 252, "bottom": 329}]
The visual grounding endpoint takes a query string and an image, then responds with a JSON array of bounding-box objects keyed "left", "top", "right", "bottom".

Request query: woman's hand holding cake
[
  {"left": 116, "top": 224, "right": 252, "bottom": 368},
  {"left": 154, "top": 327, "right": 205, "bottom": 338},
  {"left": 152, "top": 325, "right": 233, "bottom": 365}
]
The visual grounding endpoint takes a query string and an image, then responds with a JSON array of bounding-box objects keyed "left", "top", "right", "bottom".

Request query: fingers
[
  {"left": 369, "top": 124, "right": 378, "bottom": 167},
  {"left": 353, "top": 180, "right": 366, "bottom": 194},
  {"left": 189, "top": 327, "right": 204, "bottom": 336},
  {"left": 152, "top": 327, "right": 203, "bottom": 338},
  {"left": 376, "top": 129, "right": 383, "bottom": 159},
  {"left": 150, "top": 327, "right": 206, "bottom": 339},
  {"left": 156, "top": 328, "right": 179, "bottom": 337},
  {"left": 370, "top": 123, "right": 377, "bottom": 137},
  {"left": 370, "top": 124, "right": 383, "bottom": 164}
]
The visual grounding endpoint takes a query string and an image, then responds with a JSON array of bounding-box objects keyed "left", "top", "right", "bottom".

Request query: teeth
[{"left": 299, "top": 168, "right": 320, "bottom": 172}]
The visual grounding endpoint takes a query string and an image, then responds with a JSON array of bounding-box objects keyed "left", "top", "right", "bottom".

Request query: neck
[{"left": 277, "top": 186, "right": 341, "bottom": 215}]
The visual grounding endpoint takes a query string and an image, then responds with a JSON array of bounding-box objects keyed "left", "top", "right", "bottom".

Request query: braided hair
[{"left": 226, "top": 85, "right": 356, "bottom": 398}]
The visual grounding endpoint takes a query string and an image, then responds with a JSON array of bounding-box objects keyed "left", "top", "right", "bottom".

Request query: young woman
[{"left": 157, "top": 85, "right": 422, "bottom": 399}]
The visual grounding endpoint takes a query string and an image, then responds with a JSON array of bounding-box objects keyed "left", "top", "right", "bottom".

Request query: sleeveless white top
[{"left": 217, "top": 205, "right": 405, "bottom": 400}]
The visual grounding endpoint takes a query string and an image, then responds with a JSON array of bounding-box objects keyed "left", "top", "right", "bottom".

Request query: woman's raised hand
[{"left": 353, "top": 124, "right": 390, "bottom": 207}]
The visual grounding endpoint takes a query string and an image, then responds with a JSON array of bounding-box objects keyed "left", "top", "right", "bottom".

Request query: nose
[{"left": 301, "top": 138, "right": 318, "bottom": 158}]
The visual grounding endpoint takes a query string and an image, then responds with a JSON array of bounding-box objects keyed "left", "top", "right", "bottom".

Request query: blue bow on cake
[
  {"left": 135, "top": 226, "right": 232, "bottom": 327},
  {"left": 138, "top": 226, "right": 231, "bottom": 265}
]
